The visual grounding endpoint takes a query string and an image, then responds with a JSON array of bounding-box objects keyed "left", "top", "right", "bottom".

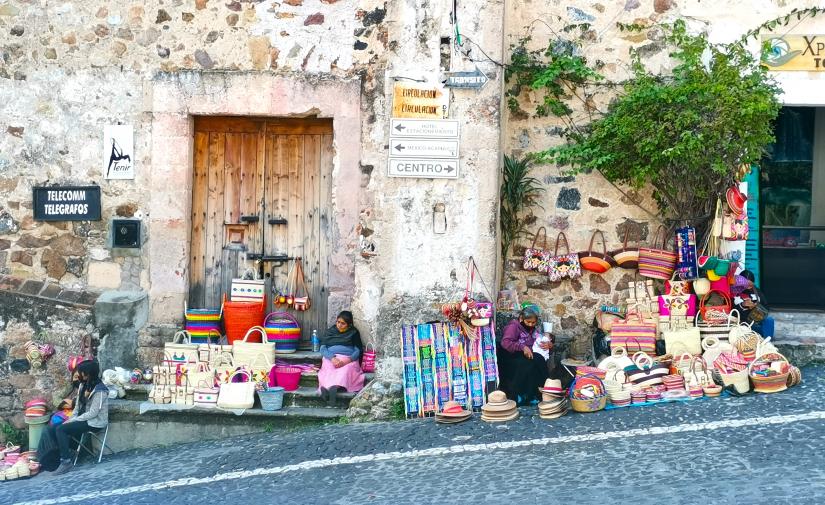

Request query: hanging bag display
[
  {"left": 292, "top": 258, "right": 311, "bottom": 311},
  {"left": 674, "top": 226, "right": 699, "bottom": 280},
  {"left": 233, "top": 326, "right": 276, "bottom": 367},
  {"left": 638, "top": 225, "right": 677, "bottom": 280},
  {"left": 217, "top": 369, "right": 256, "bottom": 409},
  {"left": 523, "top": 227, "right": 551, "bottom": 272},
  {"left": 610, "top": 228, "right": 640, "bottom": 270},
  {"left": 578, "top": 230, "right": 617, "bottom": 274},
  {"left": 264, "top": 311, "right": 302, "bottom": 354},
  {"left": 609, "top": 312, "right": 657, "bottom": 355},
  {"left": 546, "top": 232, "right": 582, "bottom": 281}
]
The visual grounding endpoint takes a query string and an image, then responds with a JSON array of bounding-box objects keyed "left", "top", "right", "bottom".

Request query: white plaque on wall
[{"left": 103, "top": 125, "right": 134, "bottom": 180}]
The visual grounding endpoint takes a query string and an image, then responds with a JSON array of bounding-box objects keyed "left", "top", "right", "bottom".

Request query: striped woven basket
[
  {"left": 638, "top": 226, "right": 677, "bottom": 280},
  {"left": 748, "top": 352, "right": 790, "bottom": 394},
  {"left": 264, "top": 311, "right": 302, "bottom": 354},
  {"left": 185, "top": 306, "right": 222, "bottom": 344}
]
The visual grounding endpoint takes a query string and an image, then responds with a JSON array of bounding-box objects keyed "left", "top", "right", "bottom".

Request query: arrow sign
[
  {"left": 389, "top": 118, "right": 459, "bottom": 139},
  {"left": 389, "top": 139, "right": 459, "bottom": 159},
  {"left": 388, "top": 158, "right": 460, "bottom": 179}
]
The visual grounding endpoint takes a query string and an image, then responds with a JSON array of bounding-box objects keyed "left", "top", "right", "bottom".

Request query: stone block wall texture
[{"left": 501, "top": 0, "right": 825, "bottom": 353}]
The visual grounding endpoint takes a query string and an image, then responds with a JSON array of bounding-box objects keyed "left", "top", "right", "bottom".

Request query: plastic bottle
[{"left": 311, "top": 329, "right": 320, "bottom": 352}]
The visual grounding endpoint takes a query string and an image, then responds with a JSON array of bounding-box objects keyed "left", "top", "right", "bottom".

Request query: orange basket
[{"left": 222, "top": 294, "right": 265, "bottom": 344}]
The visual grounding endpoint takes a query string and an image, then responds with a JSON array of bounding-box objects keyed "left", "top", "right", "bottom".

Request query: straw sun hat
[{"left": 481, "top": 390, "right": 519, "bottom": 422}]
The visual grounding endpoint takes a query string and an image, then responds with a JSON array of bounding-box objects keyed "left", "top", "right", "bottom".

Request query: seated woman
[
  {"left": 734, "top": 269, "right": 774, "bottom": 338},
  {"left": 40, "top": 360, "right": 109, "bottom": 475},
  {"left": 498, "top": 306, "right": 552, "bottom": 406},
  {"left": 318, "top": 311, "right": 365, "bottom": 406}
]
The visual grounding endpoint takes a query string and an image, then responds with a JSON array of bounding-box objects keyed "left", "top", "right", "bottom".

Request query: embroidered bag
[
  {"left": 547, "top": 232, "right": 582, "bottom": 282},
  {"left": 523, "top": 227, "right": 551, "bottom": 272}
]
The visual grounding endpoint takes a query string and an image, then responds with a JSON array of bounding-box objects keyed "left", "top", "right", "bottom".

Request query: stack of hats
[
  {"left": 435, "top": 401, "right": 473, "bottom": 424},
  {"left": 538, "top": 396, "right": 569, "bottom": 419},
  {"left": 481, "top": 391, "right": 518, "bottom": 422},
  {"left": 538, "top": 379, "right": 566, "bottom": 401},
  {"left": 24, "top": 398, "right": 48, "bottom": 418}
]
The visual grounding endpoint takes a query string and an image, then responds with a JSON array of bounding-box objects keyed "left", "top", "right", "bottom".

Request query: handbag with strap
[
  {"left": 684, "top": 356, "right": 713, "bottom": 387},
  {"left": 292, "top": 258, "right": 311, "bottom": 312},
  {"left": 578, "top": 230, "right": 617, "bottom": 274},
  {"left": 523, "top": 227, "right": 551, "bottom": 272},
  {"left": 149, "top": 384, "right": 172, "bottom": 404},
  {"left": 695, "top": 309, "right": 739, "bottom": 342},
  {"left": 230, "top": 278, "right": 266, "bottom": 303},
  {"left": 638, "top": 225, "right": 677, "bottom": 280},
  {"left": 626, "top": 273, "right": 659, "bottom": 316},
  {"left": 610, "top": 228, "right": 640, "bottom": 270},
  {"left": 701, "top": 335, "right": 734, "bottom": 370},
  {"left": 244, "top": 353, "right": 275, "bottom": 388},
  {"left": 217, "top": 369, "right": 256, "bottom": 409},
  {"left": 699, "top": 289, "right": 732, "bottom": 325},
  {"left": 546, "top": 232, "right": 582, "bottom": 282},
  {"left": 361, "top": 345, "right": 377, "bottom": 373},
  {"left": 164, "top": 331, "right": 199, "bottom": 369},
  {"left": 67, "top": 335, "right": 95, "bottom": 372},
  {"left": 658, "top": 293, "right": 697, "bottom": 317},
  {"left": 661, "top": 317, "right": 701, "bottom": 356},
  {"left": 674, "top": 226, "right": 699, "bottom": 280},
  {"left": 610, "top": 312, "right": 657, "bottom": 355},
  {"left": 181, "top": 362, "right": 215, "bottom": 390},
  {"left": 213, "top": 353, "right": 238, "bottom": 385},
  {"left": 624, "top": 352, "right": 668, "bottom": 387},
  {"left": 233, "top": 326, "right": 276, "bottom": 368},
  {"left": 193, "top": 380, "right": 220, "bottom": 408}
]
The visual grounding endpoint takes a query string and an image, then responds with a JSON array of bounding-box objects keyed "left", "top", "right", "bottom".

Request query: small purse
[
  {"left": 523, "top": 227, "right": 551, "bottom": 272},
  {"left": 610, "top": 228, "right": 639, "bottom": 270},
  {"left": 361, "top": 345, "right": 377, "bottom": 373},
  {"left": 546, "top": 232, "right": 582, "bottom": 282},
  {"left": 292, "top": 258, "right": 311, "bottom": 312},
  {"left": 578, "top": 230, "right": 617, "bottom": 274}
]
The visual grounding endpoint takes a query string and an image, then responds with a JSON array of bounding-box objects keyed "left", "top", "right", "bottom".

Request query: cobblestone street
[{"left": 3, "top": 366, "right": 824, "bottom": 505}]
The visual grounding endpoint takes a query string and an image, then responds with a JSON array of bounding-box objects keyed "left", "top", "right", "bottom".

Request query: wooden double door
[{"left": 189, "top": 116, "right": 333, "bottom": 344}]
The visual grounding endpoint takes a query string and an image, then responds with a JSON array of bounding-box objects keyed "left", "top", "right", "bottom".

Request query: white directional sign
[
  {"left": 390, "top": 138, "right": 459, "bottom": 159},
  {"left": 388, "top": 158, "right": 459, "bottom": 179},
  {"left": 390, "top": 118, "right": 459, "bottom": 139}
]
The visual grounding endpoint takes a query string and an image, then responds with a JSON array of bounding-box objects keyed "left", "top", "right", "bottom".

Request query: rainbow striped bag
[
  {"left": 609, "top": 312, "right": 657, "bottom": 355},
  {"left": 185, "top": 307, "right": 223, "bottom": 344},
  {"left": 638, "top": 226, "right": 677, "bottom": 280},
  {"left": 264, "top": 312, "right": 301, "bottom": 354}
]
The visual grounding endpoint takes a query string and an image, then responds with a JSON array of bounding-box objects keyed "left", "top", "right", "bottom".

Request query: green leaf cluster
[{"left": 500, "top": 154, "right": 544, "bottom": 260}]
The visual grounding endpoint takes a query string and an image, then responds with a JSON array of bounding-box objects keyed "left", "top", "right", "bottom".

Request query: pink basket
[{"left": 272, "top": 366, "right": 302, "bottom": 391}]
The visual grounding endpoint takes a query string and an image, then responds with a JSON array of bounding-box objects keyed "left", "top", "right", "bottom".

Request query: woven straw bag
[
  {"left": 217, "top": 369, "right": 256, "bottom": 409},
  {"left": 701, "top": 335, "right": 733, "bottom": 371},
  {"left": 164, "top": 331, "right": 199, "bottom": 368},
  {"left": 233, "top": 326, "right": 276, "bottom": 367}
]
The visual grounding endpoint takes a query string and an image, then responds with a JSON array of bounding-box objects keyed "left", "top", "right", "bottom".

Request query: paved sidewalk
[{"left": 3, "top": 366, "right": 824, "bottom": 505}]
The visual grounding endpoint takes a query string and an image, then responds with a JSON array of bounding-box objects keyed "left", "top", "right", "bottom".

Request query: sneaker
[{"left": 51, "top": 459, "right": 73, "bottom": 476}]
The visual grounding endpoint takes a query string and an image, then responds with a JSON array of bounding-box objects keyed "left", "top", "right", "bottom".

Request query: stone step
[{"left": 124, "top": 383, "right": 356, "bottom": 409}]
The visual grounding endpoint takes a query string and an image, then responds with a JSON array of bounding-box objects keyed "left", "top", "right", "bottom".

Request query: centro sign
[{"left": 388, "top": 158, "right": 459, "bottom": 179}]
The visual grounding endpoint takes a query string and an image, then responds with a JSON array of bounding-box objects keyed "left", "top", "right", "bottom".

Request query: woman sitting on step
[
  {"left": 318, "top": 311, "right": 365, "bottom": 406},
  {"left": 498, "top": 305, "right": 552, "bottom": 406}
]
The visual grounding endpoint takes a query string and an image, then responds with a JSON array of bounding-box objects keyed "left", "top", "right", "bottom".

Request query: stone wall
[
  {"left": 0, "top": 276, "right": 99, "bottom": 426},
  {"left": 501, "top": 0, "right": 825, "bottom": 353},
  {"left": 0, "top": 0, "right": 506, "bottom": 388}
]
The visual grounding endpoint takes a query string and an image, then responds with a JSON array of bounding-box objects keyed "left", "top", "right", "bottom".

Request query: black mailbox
[{"left": 112, "top": 219, "right": 140, "bottom": 248}]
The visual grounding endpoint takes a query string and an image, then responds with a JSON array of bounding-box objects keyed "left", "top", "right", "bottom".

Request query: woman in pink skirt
[{"left": 318, "top": 311, "right": 365, "bottom": 406}]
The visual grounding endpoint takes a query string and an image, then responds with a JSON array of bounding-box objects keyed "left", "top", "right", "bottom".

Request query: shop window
[{"left": 759, "top": 106, "right": 825, "bottom": 310}]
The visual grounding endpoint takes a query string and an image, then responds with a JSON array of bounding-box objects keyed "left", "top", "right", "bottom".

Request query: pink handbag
[
  {"left": 658, "top": 294, "right": 697, "bottom": 317},
  {"left": 361, "top": 346, "right": 376, "bottom": 373}
]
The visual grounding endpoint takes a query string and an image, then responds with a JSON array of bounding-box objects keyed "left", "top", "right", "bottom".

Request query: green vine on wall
[{"left": 503, "top": 7, "right": 824, "bottom": 228}]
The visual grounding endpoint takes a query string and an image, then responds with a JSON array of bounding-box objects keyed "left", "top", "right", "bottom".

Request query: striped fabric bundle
[
  {"left": 609, "top": 314, "right": 657, "bottom": 355},
  {"left": 638, "top": 226, "right": 677, "bottom": 280},
  {"left": 185, "top": 308, "right": 222, "bottom": 344}
]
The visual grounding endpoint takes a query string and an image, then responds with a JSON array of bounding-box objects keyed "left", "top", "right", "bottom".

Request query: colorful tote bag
[
  {"left": 638, "top": 226, "right": 677, "bottom": 280},
  {"left": 523, "top": 227, "right": 551, "bottom": 272},
  {"left": 547, "top": 232, "right": 582, "bottom": 282},
  {"left": 578, "top": 230, "right": 617, "bottom": 274},
  {"left": 722, "top": 212, "right": 749, "bottom": 241},
  {"left": 609, "top": 313, "right": 657, "bottom": 355},
  {"left": 610, "top": 228, "right": 640, "bottom": 270},
  {"left": 658, "top": 294, "right": 697, "bottom": 317},
  {"left": 675, "top": 226, "right": 699, "bottom": 280}
]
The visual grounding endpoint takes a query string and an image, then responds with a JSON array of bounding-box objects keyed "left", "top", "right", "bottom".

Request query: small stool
[{"left": 73, "top": 425, "right": 112, "bottom": 465}]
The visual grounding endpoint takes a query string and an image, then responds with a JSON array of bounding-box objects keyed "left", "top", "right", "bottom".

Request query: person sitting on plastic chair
[{"left": 50, "top": 360, "right": 109, "bottom": 475}]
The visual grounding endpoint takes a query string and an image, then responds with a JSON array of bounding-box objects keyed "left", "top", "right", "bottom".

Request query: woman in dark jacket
[
  {"left": 317, "top": 311, "right": 365, "bottom": 406},
  {"left": 497, "top": 306, "right": 552, "bottom": 406}
]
